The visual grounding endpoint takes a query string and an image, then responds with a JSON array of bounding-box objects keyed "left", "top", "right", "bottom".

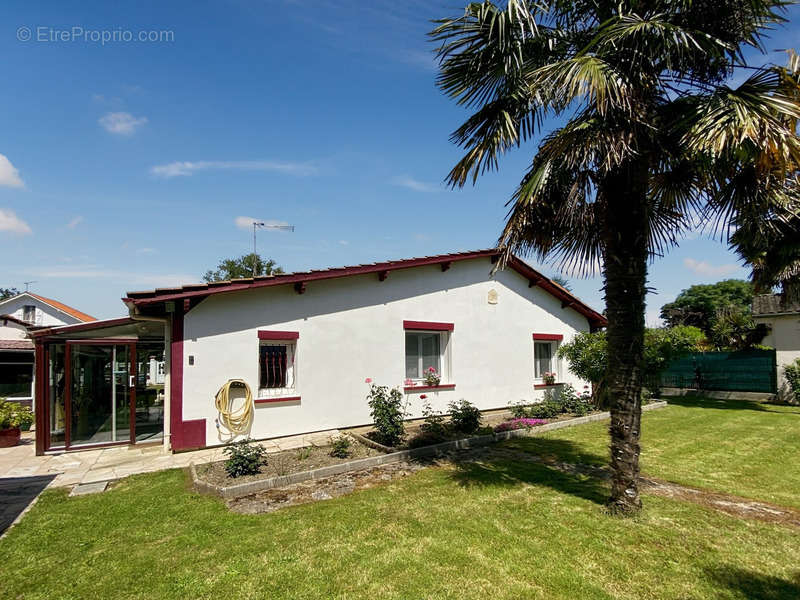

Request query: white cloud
[
  {"left": 136, "top": 247, "right": 157, "bottom": 255},
  {"left": 338, "top": 240, "right": 349, "bottom": 246},
  {"left": 390, "top": 175, "right": 440, "bottom": 193},
  {"left": 234, "top": 216, "right": 291, "bottom": 231},
  {"left": 0, "top": 154, "right": 24, "bottom": 188},
  {"left": 66, "top": 216, "right": 84, "bottom": 229},
  {"left": 150, "top": 160, "right": 318, "bottom": 178},
  {"left": 99, "top": 112, "right": 148, "bottom": 135},
  {"left": 0, "top": 208, "right": 32, "bottom": 235},
  {"left": 683, "top": 258, "right": 742, "bottom": 278}
]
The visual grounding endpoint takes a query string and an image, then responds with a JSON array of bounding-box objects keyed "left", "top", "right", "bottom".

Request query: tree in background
[
  {"left": 709, "top": 306, "right": 771, "bottom": 350},
  {"left": 432, "top": 1, "right": 800, "bottom": 513},
  {"left": 203, "top": 254, "right": 283, "bottom": 282},
  {"left": 660, "top": 280, "right": 754, "bottom": 334},
  {"left": 0, "top": 288, "right": 20, "bottom": 300},
  {"left": 558, "top": 327, "right": 706, "bottom": 405}
]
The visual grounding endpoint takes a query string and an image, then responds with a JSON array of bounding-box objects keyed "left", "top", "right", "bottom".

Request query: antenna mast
[{"left": 252, "top": 221, "right": 295, "bottom": 276}]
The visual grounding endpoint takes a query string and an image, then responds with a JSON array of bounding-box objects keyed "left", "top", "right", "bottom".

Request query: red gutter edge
[
  {"left": 534, "top": 382, "right": 565, "bottom": 389},
  {"left": 403, "top": 320, "right": 454, "bottom": 331},
  {"left": 404, "top": 384, "right": 456, "bottom": 392},
  {"left": 533, "top": 333, "right": 564, "bottom": 341},
  {"left": 29, "top": 317, "right": 135, "bottom": 338}
]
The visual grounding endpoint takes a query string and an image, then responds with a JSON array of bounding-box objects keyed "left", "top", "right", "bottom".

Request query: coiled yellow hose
[{"left": 214, "top": 379, "right": 254, "bottom": 435}]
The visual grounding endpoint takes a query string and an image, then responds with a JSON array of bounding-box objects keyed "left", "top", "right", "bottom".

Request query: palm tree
[{"left": 432, "top": 1, "right": 800, "bottom": 513}]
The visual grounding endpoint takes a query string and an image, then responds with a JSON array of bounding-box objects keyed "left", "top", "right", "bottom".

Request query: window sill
[
  {"left": 254, "top": 395, "right": 301, "bottom": 405},
  {"left": 403, "top": 383, "right": 456, "bottom": 393},
  {"left": 534, "top": 382, "right": 564, "bottom": 389}
]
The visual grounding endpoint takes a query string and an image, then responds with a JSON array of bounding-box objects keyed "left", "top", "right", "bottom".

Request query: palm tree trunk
[{"left": 600, "top": 160, "right": 650, "bottom": 514}]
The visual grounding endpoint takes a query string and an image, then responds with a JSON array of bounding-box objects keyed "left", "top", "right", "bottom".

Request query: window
[
  {"left": 405, "top": 332, "right": 442, "bottom": 380},
  {"left": 257, "top": 332, "right": 298, "bottom": 394},
  {"left": 534, "top": 342, "right": 555, "bottom": 379},
  {"left": 22, "top": 305, "right": 36, "bottom": 323}
]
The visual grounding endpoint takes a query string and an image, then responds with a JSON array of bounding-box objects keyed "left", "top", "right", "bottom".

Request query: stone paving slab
[{"left": 69, "top": 481, "right": 108, "bottom": 496}]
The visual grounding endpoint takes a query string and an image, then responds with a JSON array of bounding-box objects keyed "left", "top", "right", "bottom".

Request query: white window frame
[
  {"left": 404, "top": 330, "right": 451, "bottom": 384},
  {"left": 257, "top": 340, "right": 296, "bottom": 398},
  {"left": 533, "top": 340, "right": 560, "bottom": 382}
]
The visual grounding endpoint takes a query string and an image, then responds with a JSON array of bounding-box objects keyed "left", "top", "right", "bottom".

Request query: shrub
[
  {"left": 366, "top": 383, "right": 406, "bottom": 447},
  {"left": 494, "top": 418, "right": 548, "bottom": 432},
  {"left": 448, "top": 399, "right": 482, "bottom": 434},
  {"left": 408, "top": 430, "right": 446, "bottom": 448},
  {"left": 329, "top": 436, "right": 352, "bottom": 458},
  {"left": 420, "top": 398, "right": 447, "bottom": 438},
  {"left": 558, "top": 384, "right": 591, "bottom": 416},
  {"left": 223, "top": 438, "right": 268, "bottom": 478},
  {"left": 0, "top": 399, "right": 33, "bottom": 430},
  {"left": 784, "top": 359, "right": 800, "bottom": 405},
  {"left": 508, "top": 399, "right": 531, "bottom": 419},
  {"left": 528, "top": 399, "right": 561, "bottom": 419}
]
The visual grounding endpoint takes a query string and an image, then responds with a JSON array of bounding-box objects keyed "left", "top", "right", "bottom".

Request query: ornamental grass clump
[{"left": 494, "top": 418, "right": 548, "bottom": 433}]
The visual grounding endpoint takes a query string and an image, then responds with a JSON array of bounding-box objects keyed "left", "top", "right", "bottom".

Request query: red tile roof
[
  {"left": 28, "top": 293, "right": 96, "bottom": 322},
  {"left": 124, "top": 249, "right": 607, "bottom": 328}
]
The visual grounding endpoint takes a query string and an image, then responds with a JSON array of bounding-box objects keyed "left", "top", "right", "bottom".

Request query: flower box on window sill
[
  {"left": 534, "top": 382, "right": 564, "bottom": 389},
  {"left": 403, "top": 383, "right": 456, "bottom": 393},
  {"left": 254, "top": 395, "right": 301, "bottom": 405}
]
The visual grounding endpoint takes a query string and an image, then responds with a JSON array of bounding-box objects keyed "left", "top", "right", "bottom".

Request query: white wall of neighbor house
[
  {"left": 756, "top": 314, "right": 800, "bottom": 394},
  {"left": 0, "top": 296, "right": 82, "bottom": 327},
  {"left": 181, "top": 258, "right": 593, "bottom": 445},
  {"left": 0, "top": 319, "right": 29, "bottom": 340}
]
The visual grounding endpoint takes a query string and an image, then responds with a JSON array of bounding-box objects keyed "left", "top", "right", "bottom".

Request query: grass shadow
[
  {"left": 665, "top": 395, "right": 800, "bottom": 415},
  {"left": 448, "top": 438, "right": 609, "bottom": 506},
  {"left": 706, "top": 566, "right": 800, "bottom": 599}
]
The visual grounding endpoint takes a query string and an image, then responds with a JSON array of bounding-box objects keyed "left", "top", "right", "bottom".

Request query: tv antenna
[
  {"left": 252, "top": 222, "right": 295, "bottom": 276},
  {"left": 23, "top": 281, "right": 37, "bottom": 292}
]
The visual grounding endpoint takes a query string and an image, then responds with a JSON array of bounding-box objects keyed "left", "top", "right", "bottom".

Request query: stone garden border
[{"left": 191, "top": 401, "right": 668, "bottom": 499}]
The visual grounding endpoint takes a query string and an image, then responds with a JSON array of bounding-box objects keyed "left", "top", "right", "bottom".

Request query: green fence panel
[{"left": 660, "top": 350, "right": 777, "bottom": 394}]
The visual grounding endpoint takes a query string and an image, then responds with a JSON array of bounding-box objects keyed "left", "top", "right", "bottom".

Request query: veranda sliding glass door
[{"left": 68, "top": 343, "right": 132, "bottom": 446}]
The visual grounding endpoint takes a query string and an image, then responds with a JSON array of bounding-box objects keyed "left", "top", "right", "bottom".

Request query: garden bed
[
  {"left": 191, "top": 402, "right": 668, "bottom": 500},
  {"left": 194, "top": 437, "right": 380, "bottom": 488}
]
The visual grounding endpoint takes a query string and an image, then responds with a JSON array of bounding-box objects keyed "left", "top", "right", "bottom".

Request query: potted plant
[
  {"left": 424, "top": 366, "right": 441, "bottom": 387},
  {"left": 542, "top": 372, "right": 557, "bottom": 386},
  {"left": 0, "top": 398, "right": 34, "bottom": 448}
]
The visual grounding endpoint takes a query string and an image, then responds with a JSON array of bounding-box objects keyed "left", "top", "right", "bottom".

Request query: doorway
[{"left": 45, "top": 340, "right": 165, "bottom": 451}]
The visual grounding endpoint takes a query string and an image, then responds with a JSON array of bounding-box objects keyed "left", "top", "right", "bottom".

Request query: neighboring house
[
  {"left": 0, "top": 293, "right": 96, "bottom": 407},
  {"left": 753, "top": 294, "right": 800, "bottom": 399},
  {"left": 31, "top": 249, "right": 606, "bottom": 455}
]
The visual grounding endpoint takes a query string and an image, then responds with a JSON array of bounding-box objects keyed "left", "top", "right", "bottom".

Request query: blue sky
[{"left": 1, "top": 1, "right": 798, "bottom": 321}]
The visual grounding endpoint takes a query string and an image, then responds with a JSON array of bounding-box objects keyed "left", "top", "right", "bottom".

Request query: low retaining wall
[{"left": 191, "top": 401, "right": 668, "bottom": 499}]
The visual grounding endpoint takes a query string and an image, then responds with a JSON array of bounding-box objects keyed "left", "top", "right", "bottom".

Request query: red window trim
[
  {"left": 532, "top": 333, "right": 563, "bottom": 341},
  {"left": 534, "top": 383, "right": 564, "bottom": 389},
  {"left": 254, "top": 396, "right": 301, "bottom": 404},
  {"left": 403, "top": 320, "right": 454, "bottom": 331},
  {"left": 258, "top": 330, "right": 299, "bottom": 340},
  {"left": 403, "top": 384, "right": 456, "bottom": 393}
]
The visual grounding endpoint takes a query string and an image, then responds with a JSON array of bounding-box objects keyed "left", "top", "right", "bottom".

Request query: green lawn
[
  {"left": 2, "top": 397, "right": 799, "bottom": 599},
  {"left": 503, "top": 396, "right": 800, "bottom": 510}
]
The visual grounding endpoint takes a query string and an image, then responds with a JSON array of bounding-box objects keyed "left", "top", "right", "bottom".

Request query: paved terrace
[{"left": 0, "top": 430, "right": 340, "bottom": 488}]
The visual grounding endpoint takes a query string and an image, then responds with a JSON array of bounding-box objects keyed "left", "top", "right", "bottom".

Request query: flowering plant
[
  {"left": 424, "top": 366, "right": 441, "bottom": 386},
  {"left": 494, "top": 418, "right": 548, "bottom": 432},
  {"left": 542, "top": 371, "right": 557, "bottom": 385}
]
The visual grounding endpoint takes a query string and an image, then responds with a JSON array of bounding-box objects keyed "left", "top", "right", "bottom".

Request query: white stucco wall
[
  {"left": 181, "top": 258, "right": 594, "bottom": 446},
  {"left": 0, "top": 295, "right": 83, "bottom": 327},
  {"left": 0, "top": 319, "right": 28, "bottom": 340},
  {"left": 755, "top": 313, "right": 800, "bottom": 395}
]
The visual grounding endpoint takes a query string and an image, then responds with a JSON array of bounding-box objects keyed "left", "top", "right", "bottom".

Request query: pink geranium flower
[
  {"left": 365, "top": 377, "right": 372, "bottom": 384},
  {"left": 420, "top": 394, "right": 427, "bottom": 400}
]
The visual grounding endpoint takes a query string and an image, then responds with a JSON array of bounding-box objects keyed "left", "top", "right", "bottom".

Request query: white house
[
  {"left": 753, "top": 294, "right": 800, "bottom": 400},
  {"left": 31, "top": 250, "right": 606, "bottom": 454},
  {"left": 1, "top": 293, "right": 95, "bottom": 407}
]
